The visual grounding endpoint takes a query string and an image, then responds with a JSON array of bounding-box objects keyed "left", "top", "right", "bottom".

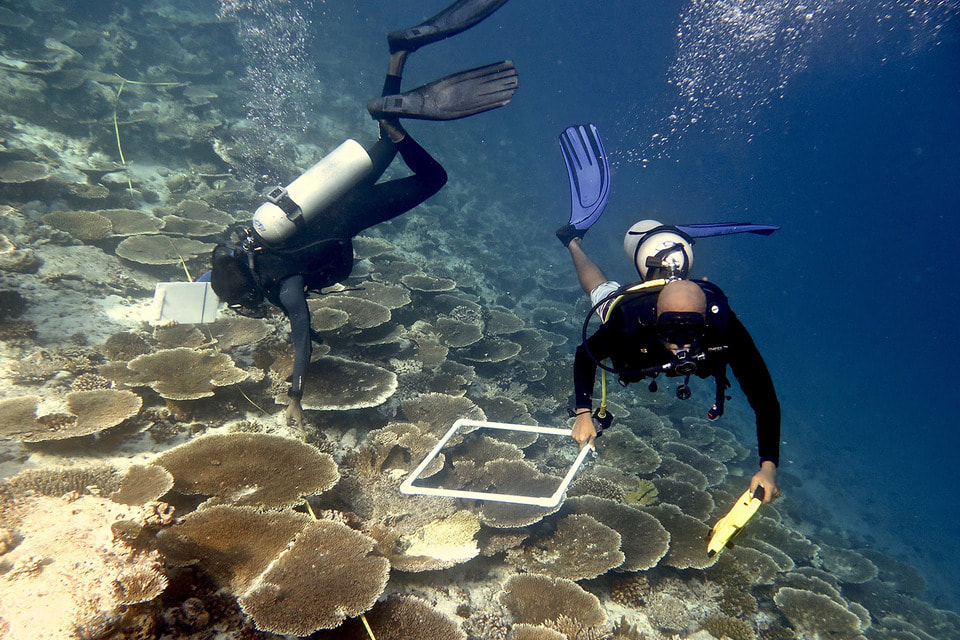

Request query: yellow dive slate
[{"left": 706, "top": 487, "right": 764, "bottom": 557}]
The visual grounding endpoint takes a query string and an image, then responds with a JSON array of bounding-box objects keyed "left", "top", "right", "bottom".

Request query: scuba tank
[{"left": 251, "top": 139, "right": 374, "bottom": 245}]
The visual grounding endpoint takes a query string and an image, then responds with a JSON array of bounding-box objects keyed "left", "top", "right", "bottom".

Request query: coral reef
[
  {"left": 505, "top": 513, "right": 625, "bottom": 580},
  {"left": 562, "top": 495, "right": 670, "bottom": 571},
  {"left": 155, "top": 432, "right": 339, "bottom": 509},
  {"left": 501, "top": 574, "right": 606, "bottom": 629},
  {"left": 0, "top": 490, "right": 168, "bottom": 639}
]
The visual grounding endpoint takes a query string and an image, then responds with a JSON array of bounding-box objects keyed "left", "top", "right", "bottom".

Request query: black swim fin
[
  {"left": 388, "top": 0, "right": 511, "bottom": 53},
  {"left": 367, "top": 60, "right": 518, "bottom": 121}
]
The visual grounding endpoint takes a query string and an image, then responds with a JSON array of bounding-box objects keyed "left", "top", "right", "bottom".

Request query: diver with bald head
[{"left": 559, "top": 219, "right": 781, "bottom": 502}]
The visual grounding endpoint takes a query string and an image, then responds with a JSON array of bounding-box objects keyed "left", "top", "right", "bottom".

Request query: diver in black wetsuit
[
  {"left": 209, "top": 0, "right": 518, "bottom": 425},
  {"left": 561, "top": 222, "right": 781, "bottom": 503}
]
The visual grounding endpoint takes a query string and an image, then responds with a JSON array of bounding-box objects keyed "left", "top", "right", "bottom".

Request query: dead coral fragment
[
  {"left": 127, "top": 347, "right": 248, "bottom": 400},
  {"left": 155, "top": 432, "right": 339, "bottom": 509},
  {"left": 0, "top": 494, "right": 167, "bottom": 639},
  {"left": 237, "top": 519, "right": 389, "bottom": 635}
]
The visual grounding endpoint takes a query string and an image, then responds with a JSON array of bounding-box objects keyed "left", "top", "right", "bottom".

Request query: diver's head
[
  {"left": 210, "top": 244, "right": 264, "bottom": 313},
  {"left": 623, "top": 220, "right": 694, "bottom": 280},
  {"left": 656, "top": 280, "right": 706, "bottom": 353}
]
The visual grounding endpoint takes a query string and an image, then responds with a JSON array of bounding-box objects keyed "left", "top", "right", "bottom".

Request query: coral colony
[{"left": 0, "top": 1, "right": 957, "bottom": 639}]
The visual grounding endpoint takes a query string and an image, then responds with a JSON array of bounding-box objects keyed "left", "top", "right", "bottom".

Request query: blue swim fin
[
  {"left": 560, "top": 123, "right": 611, "bottom": 235},
  {"left": 676, "top": 222, "right": 780, "bottom": 238}
]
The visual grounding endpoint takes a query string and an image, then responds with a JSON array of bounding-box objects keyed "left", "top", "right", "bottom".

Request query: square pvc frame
[{"left": 399, "top": 418, "right": 593, "bottom": 508}]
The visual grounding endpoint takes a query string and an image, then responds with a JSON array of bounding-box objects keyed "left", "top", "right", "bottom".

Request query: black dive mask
[
  {"left": 211, "top": 243, "right": 264, "bottom": 312},
  {"left": 656, "top": 311, "right": 705, "bottom": 348}
]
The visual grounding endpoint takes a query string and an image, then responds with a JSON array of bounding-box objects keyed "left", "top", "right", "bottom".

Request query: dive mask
[{"left": 656, "top": 311, "right": 705, "bottom": 347}]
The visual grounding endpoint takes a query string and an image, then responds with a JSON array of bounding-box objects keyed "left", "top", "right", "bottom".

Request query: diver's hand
[
  {"left": 571, "top": 411, "right": 597, "bottom": 450},
  {"left": 285, "top": 398, "right": 305, "bottom": 427},
  {"left": 750, "top": 461, "right": 779, "bottom": 504}
]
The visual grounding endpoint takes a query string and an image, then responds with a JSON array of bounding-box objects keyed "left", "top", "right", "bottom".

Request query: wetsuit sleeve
[
  {"left": 334, "top": 135, "right": 448, "bottom": 238},
  {"left": 278, "top": 275, "right": 311, "bottom": 400},
  {"left": 725, "top": 311, "right": 781, "bottom": 466},
  {"left": 573, "top": 321, "right": 618, "bottom": 410}
]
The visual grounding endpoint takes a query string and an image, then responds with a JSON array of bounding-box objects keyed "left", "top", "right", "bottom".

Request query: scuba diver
[
  {"left": 555, "top": 124, "right": 781, "bottom": 503},
  {"left": 209, "top": 0, "right": 518, "bottom": 426}
]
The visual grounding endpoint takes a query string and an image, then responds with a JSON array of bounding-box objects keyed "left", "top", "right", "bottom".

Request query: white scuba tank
[{"left": 251, "top": 139, "right": 374, "bottom": 244}]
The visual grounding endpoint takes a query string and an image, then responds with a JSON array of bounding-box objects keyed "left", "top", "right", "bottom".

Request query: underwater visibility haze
[{"left": 0, "top": 0, "right": 958, "bottom": 638}]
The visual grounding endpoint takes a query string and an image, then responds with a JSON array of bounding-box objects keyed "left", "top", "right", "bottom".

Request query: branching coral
[{"left": 155, "top": 432, "right": 339, "bottom": 509}]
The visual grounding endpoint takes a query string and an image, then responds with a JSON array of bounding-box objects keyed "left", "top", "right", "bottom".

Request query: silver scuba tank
[{"left": 251, "top": 139, "right": 374, "bottom": 244}]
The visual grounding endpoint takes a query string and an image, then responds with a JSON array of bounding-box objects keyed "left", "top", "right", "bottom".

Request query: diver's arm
[
  {"left": 726, "top": 311, "right": 781, "bottom": 502},
  {"left": 278, "top": 275, "right": 311, "bottom": 422},
  {"left": 571, "top": 324, "right": 616, "bottom": 447}
]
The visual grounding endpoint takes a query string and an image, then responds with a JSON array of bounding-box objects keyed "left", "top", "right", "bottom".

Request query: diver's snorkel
[{"left": 251, "top": 139, "right": 374, "bottom": 245}]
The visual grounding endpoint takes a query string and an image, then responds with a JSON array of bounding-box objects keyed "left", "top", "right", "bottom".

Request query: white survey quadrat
[{"left": 399, "top": 418, "right": 593, "bottom": 508}]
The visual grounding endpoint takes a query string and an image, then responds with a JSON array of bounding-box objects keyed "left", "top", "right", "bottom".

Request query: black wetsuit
[
  {"left": 573, "top": 283, "right": 781, "bottom": 466},
  {"left": 253, "top": 75, "right": 447, "bottom": 401}
]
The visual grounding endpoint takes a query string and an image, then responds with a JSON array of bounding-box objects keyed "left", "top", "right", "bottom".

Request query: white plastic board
[
  {"left": 399, "top": 418, "right": 593, "bottom": 508},
  {"left": 151, "top": 282, "right": 220, "bottom": 324}
]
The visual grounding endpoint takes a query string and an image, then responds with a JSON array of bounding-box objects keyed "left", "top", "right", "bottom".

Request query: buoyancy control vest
[{"left": 582, "top": 278, "right": 733, "bottom": 420}]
